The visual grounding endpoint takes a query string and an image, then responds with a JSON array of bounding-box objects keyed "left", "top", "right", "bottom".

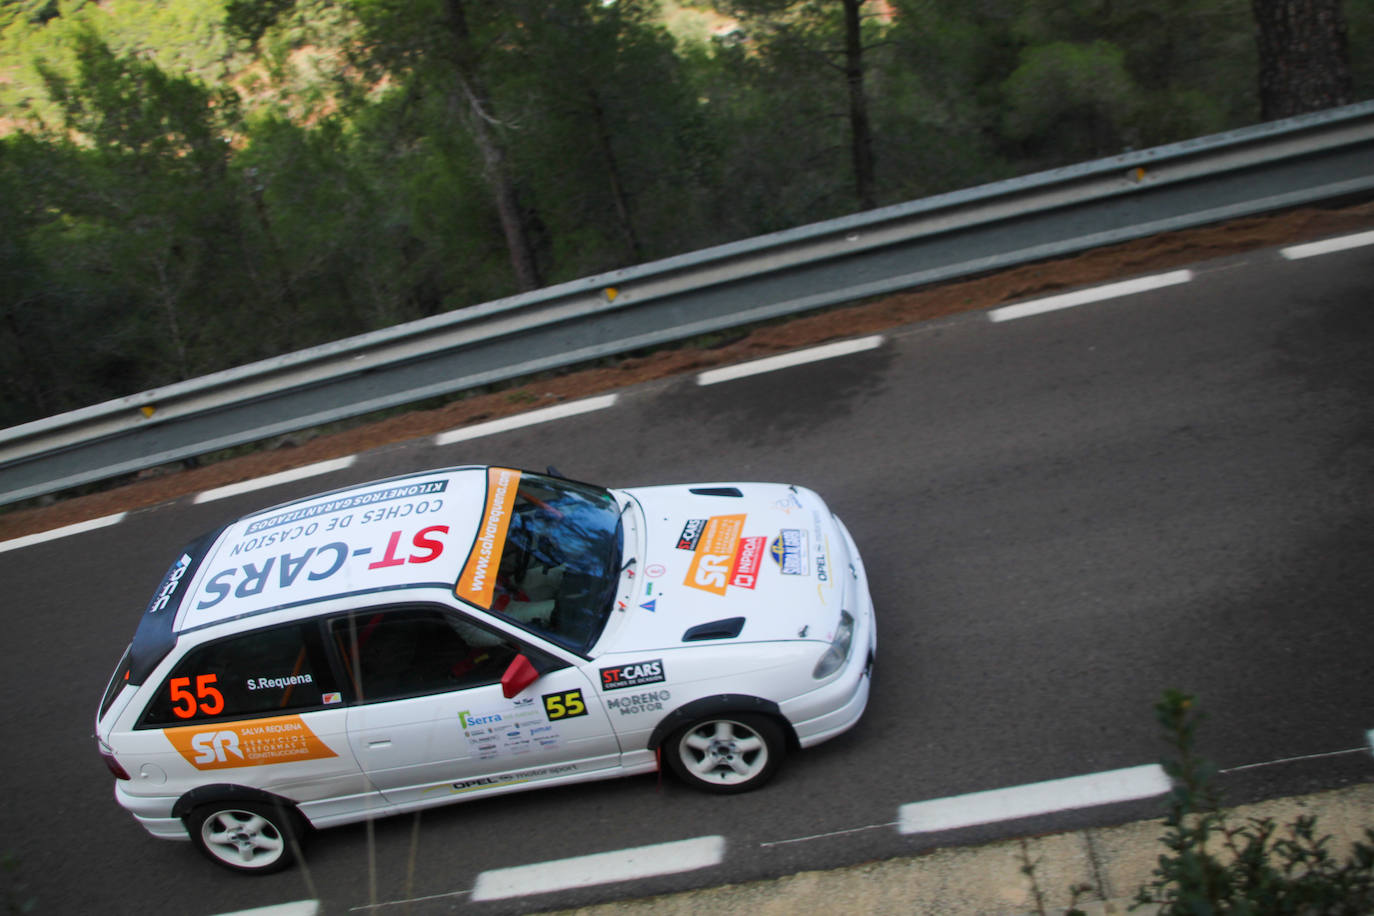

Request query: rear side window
[
  {"left": 139, "top": 621, "right": 341, "bottom": 728},
  {"left": 98, "top": 647, "right": 133, "bottom": 721}
]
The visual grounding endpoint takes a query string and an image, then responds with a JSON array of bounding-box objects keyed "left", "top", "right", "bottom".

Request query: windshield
[{"left": 459, "top": 470, "right": 623, "bottom": 655}]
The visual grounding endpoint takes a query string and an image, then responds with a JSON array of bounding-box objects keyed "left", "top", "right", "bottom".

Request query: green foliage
[
  {"left": 1131, "top": 691, "right": 1374, "bottom": 914},
  {"left": 0, "top": 0, "right": 1367, "bottom": 427},
  {"left": 1001, "top": 40, "right": 1141, "bottom": 163}
]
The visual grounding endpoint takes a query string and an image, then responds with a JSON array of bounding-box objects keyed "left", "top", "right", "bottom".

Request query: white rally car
[{"left": 96, "top": 467, "right": 875, "bottom": 873}]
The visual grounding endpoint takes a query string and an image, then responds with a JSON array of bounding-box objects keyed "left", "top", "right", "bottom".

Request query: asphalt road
[{"left": 2, "top": 238, "right": 1371, "bottom": 915}]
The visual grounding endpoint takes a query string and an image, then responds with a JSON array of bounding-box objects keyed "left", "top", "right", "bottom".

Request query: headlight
[{"left": 812, "top": 611, "right": 855, "bottom": 679}]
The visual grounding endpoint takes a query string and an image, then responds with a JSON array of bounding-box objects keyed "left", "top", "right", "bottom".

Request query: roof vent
[
  {"left": 689, "top": 487, "right": 743, "bottom": 498},
  {"left": 682, "top": 617, "right": 746, "bottom": 641}
]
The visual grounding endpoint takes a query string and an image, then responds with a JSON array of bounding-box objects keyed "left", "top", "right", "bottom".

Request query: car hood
[{"left": 599, "top": 482, "right": 849, "bottom": 653}]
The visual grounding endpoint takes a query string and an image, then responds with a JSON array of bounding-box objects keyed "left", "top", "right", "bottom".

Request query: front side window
[
  {"left": 140, "top": 621, "right": 339, "bottom": 728},
  {"left": 456, "top": 470, "right": 623, "bottom": 655},
  {"left": 330, "top": 607, "right": 519, "bottom": 703}
]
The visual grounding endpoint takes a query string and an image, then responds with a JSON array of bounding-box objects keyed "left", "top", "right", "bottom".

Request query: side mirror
[{"left": 500, "top": 654, "right": 541, "bottom": 698}]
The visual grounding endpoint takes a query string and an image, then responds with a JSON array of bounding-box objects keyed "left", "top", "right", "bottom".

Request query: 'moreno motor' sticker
[
  {"left": 455, "top": 468, "right": 521, "bottom": 608},
  {"left": 164, "top": 715, "right": 337, "bottom": 771},
  {"left": 683, "top": 514, "right": 746, "bottom": 596}
]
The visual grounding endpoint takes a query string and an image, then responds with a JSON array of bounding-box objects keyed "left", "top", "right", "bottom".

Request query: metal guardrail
[{"left": 4, "top": 100, "right": 1374, "bottom": 506}]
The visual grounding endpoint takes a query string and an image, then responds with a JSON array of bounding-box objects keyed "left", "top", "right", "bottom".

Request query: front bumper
[{"left": 781, "top": 513, "right": 876, "bottom": 748}]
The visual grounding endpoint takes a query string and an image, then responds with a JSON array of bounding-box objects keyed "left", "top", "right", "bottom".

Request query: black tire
[
  {"left": 186, "top": 800, "right": 304, "bottom": 874},
  {"left": 664, "top": 712, "right": 786, "bottom": 794}
]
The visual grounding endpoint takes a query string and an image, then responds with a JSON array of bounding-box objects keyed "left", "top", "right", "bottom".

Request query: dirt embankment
[{"left": 3, "top": 200, "right": 1372, "bottom": 543}]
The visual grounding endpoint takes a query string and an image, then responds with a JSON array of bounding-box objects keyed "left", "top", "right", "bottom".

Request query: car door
[
  {"left": 133, "top": 619, "right": 370, "bottom": 821},
  {"left": 329, "top": 605, "right": 620, "bottom": 808}
]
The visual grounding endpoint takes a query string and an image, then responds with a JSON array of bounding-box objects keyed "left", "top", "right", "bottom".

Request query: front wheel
[
  {"left": 665, "top": 712, "right": 786, "bottom": 794},
  {"left": 187, "top": 800, "right": 303, "bottom": 874}
]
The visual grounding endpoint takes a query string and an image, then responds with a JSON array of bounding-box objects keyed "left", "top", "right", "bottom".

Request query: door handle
[{"left": 367, "top": 738, "right": 392, "bottom": 748}]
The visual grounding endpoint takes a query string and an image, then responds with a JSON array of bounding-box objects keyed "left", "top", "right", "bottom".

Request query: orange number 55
[{"left": 170, "top": 674, "right": 225, "bottom": 719}]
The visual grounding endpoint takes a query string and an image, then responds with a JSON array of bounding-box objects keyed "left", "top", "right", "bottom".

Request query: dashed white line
[
  {"left": 987, "top": 270, "right": 1194, "bottom": 323},
  {"left": 194, "top": 456, "right": 357, "bottom": 504},
  {"left": 0, "top": 512, "right": 127, "bottom": 554},
  {"left": 696, "top": 335, "right": 884, "bottom": 386},
  {"left": 470, "top": 835, "right": 726, "bottom": 902},
  {"left": 433, "top": 394, "right": 619, "bottom": 446},
  {"left": 897, "top": 764, "right": 1170, "bottom": 835},
  {"left": 209, "top": 901, "right": 319, "bottom": 916},
  {"left": 1281, "top": 229, "right": 1374, "bottom": 260}
]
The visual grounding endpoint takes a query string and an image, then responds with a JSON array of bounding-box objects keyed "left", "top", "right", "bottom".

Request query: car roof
[{"left": 169, "top": 465, "right": 495, "bottom": 636}]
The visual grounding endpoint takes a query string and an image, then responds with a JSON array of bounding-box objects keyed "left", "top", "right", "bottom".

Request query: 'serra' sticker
[
  {"left": 683, "top": 515, "right": 746, "bottom": 595},
  {"left": 164, "top": 715, "right": 337, "bottom": 770},
  {"left": 455, "top": 468, "right": 522, "bottom": 607}
]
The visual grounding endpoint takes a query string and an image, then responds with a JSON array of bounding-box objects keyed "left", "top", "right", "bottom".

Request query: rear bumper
[{"left": 116, "top": 783, "right": 188, "bottom": 840}]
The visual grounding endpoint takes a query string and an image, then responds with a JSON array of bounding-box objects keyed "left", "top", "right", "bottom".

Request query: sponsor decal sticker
[
  {"left": 460, "top": 705, "right": 551, "bottom": 759},
  {"left": 606, "top": 689, "right": 671, "bottom": 716},
  {"left": 165, "top": 715, "right": 337, "bottom": 770},
  {"left": 445, "top": 764, "right": 578, "bottom": 795},
  {"left": 646, "top": 563, "right": 666, "bottom": 578},
  {"left": 684, "top": 514, "right": 747, "bottom": 595},
  {"left": 676, "top": 519, "right": 707, "bottom": 551},
  {"left": 247, "top": 674, "right": 314, "bottom": 691},
  {"left": 640, "top": 599, "right": 657, "bottom": 613},
  {"left": 770, "top": 528, "right": 809, "bottom": 576},
  {"left": 730, "top": 536, "right": 765, "bottom": 589},
  {"left": 196, "top": 525, "right": 450, "bottom": 611},
  {"left": 600, "top": 659, "right": 666, "bottom": 691},
  {"left": 148, "top": 553, "right": 195, "bottom": 614},
  {"left": 455, "top": 468, "right": 521, "bottom": 608},
  {"left": 245, "top": 480, "right": 448, "bottom": 534}
]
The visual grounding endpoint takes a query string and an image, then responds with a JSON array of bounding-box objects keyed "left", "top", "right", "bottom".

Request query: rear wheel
[
  {"left": 665, "top": 712, "right": 785, "bottom": 794},
  {"left": 187, "top": 800, "right": 303, "bottom": 874}
]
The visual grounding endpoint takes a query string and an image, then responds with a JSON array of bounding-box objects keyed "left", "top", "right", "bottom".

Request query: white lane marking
[
  {"left": 433, "top": 394, "right": 619, "bottom": 446},
  {"left": 1281, "top": 230, "right": 1374, "bottom": 260},
  {"left": 987, "top": 270, "right": 1194, "bottom": 323},
  {"left": 194, "top": 456, "right": 357, "bottom": 504},
  {"left": 696, "top": 335, "right": 884, "bottom": 386},
  {"left": 210, "top": 902, "right": 320, "bottom": 916},
  {"left": 470, "top": 835, "right": 726, "bottom": 902},
  {"left": 1219, "top": 746, "right": 1370, "bottom": 774},
  {"left": 897, "top": 764, "right": 1169, "bottom": 835},
  {"left": 0, "top": 512, "right": 127, "bottom": 554}
]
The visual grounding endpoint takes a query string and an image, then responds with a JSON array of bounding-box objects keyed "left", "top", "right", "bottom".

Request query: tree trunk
[
  {"left": 443, "top": 0, "right": 543, "bottom": 292},
  {"left": 1251, "top": 0, "right": 1354, "bottom": 120},
  {"left": 588, "top": 89, "right": 644, "bottom": 264},
  {"left": 843, "top": 0, "right": 876, "bottom": 210}
]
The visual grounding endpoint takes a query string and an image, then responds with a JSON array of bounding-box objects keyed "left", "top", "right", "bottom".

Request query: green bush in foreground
[{"left": 1124, "top": 690, "right": 1374, "bottom": 915}]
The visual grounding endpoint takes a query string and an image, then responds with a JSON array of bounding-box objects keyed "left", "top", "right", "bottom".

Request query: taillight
[{"left": 100, "top": 749, "right": 131, "bottom": 781}]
